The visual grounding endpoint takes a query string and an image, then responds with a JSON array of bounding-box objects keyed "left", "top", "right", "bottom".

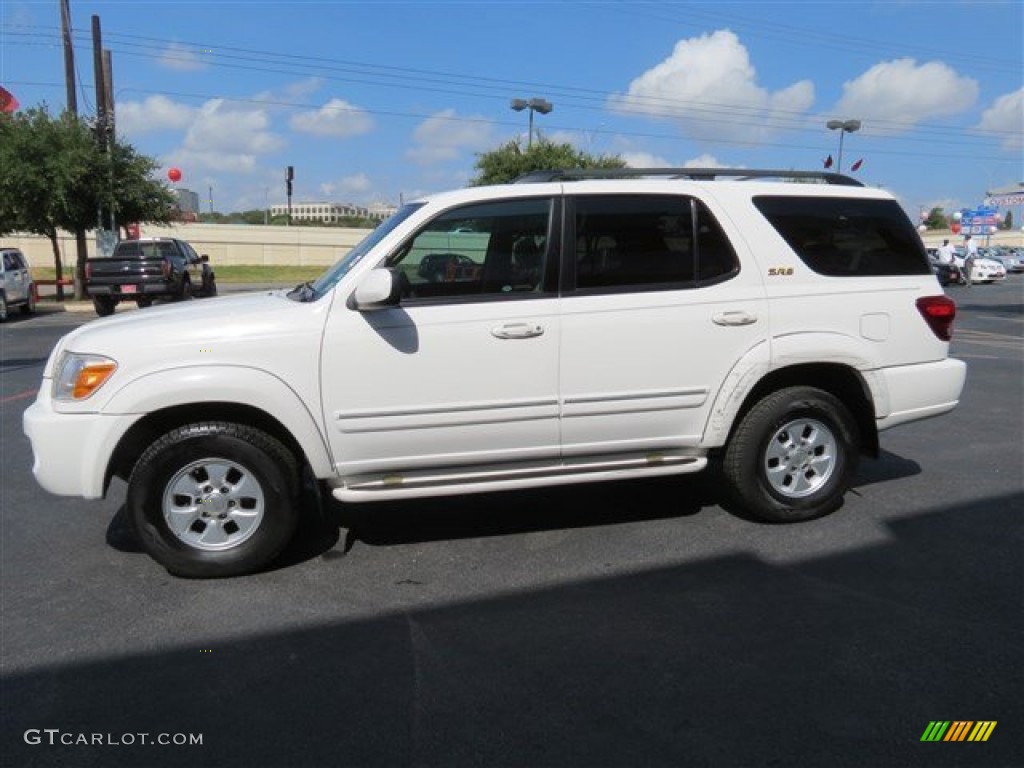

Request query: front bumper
[{"left": 22, "top": 386, "right": 141, "bottom": 498}]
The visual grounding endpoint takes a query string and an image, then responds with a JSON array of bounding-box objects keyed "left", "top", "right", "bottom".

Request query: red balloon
[{"left": 168, "top": 167, "right": 182, "bottom": 183}]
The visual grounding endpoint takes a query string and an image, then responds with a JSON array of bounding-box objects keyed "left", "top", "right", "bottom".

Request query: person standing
[
  {"left": 964, "top": 235, "right": 979, "bottom": 286},
  {"left": 937, "top": 239, "right": 956, "bottom": 264}
]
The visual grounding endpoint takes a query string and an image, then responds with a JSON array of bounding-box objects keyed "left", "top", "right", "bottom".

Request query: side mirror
[
  {"left": 201, "top": 254, "right": 209, "bottom": 263},
  {"left": 351, "top": 268, "right": 401, "bottom": 311}
]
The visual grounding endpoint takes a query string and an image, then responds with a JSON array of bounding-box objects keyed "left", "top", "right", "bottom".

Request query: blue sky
[{"left": 2, "top": 0, "right": 1022, "bottom": 221}]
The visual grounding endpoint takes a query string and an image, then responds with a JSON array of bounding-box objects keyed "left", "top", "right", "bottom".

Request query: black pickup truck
[{"left": 85, "top": 237, "right": 216, "bottom": 316}]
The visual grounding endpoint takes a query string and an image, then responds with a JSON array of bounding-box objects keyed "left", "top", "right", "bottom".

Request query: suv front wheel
[
  {"left": 721, "top": 386, "right": 859, "bottom": 523},
  {"left": 127, "top": 422, "right": 300, "bottom": 578}
]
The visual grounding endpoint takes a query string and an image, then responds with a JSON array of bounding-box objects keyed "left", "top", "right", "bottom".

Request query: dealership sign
[
  {"left": 957, "top": 206, "right": 999, "bottom": 236},
  {"left": 985, "top": 193, "right": 1024, "bottom": 206}
]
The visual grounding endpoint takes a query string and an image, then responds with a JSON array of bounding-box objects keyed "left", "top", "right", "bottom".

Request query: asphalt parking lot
[{"left": 2, "top": 278, "right": 1021, "bottom": 767}]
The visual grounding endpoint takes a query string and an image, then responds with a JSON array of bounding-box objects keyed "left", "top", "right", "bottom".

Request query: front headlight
[{"left": 53, "top": 353, "right": 118, "bottom": 401}]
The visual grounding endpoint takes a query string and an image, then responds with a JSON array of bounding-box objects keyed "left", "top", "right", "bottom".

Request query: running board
[{"left": 331, "top": 454, "right": 707, "bottom": 502}]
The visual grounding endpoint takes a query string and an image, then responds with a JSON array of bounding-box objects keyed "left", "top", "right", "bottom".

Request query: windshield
[{"left": 304, "top": 203, "right": 424, "bottom": 299}]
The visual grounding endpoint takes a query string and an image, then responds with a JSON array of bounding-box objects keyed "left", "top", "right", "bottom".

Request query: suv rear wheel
[
  {"left": 93, "top": 295, "right": 117, "bottom": 316},
  {"left": 722, "top": 386, "right": 859, "bottom": 523},
  {"left": 127, "top": 422, "right": 299, "bottom": 578}
]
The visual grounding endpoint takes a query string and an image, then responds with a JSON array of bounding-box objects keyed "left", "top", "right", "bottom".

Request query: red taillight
[
  {"left": 161, "top": 258, "right": 171, "bottom": 279},
  {"left": 916, "top": 295, "right": 956, "bottom": 341},
  {"left": 85, "top": 262, "right": 92, "bottom": 280}
]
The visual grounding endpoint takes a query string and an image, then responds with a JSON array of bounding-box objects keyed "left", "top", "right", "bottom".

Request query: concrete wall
[
  {"left": 920, "top": 230, "right": 1023, "bottom": 249},
  {"left": 6, "top": 223, "right": 1022, "bottom": 270},
  {"left": 6, "top": 223, "right": 374, "bottom": 269}
]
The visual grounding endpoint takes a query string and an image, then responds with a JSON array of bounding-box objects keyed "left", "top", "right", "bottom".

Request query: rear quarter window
[
  {"left": 753, "top": 196, "right": 931, "bottom": 276},
  {"left": 114, "top": 242, "right": 177, "bottom": 260}
]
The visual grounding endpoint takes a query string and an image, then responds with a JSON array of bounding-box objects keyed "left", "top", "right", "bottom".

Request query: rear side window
[
  {"left": 571, "top": 195, "right": 738, "bottom": 292},
  {"left": 754, "top": 196, "right": 930, "bottom": 276}
]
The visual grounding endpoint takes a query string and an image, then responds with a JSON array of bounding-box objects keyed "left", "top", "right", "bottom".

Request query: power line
[{"left": 5, "top": 28, "right": 1018, "bottom": 147}]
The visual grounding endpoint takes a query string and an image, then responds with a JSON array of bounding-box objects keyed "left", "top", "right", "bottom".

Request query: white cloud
[
  {"left": 622, "top": 151, "right": 671, "bottom": 168},
  {"left": 320, "top": 174, "right": 372, "bottom": 197},
  {"left": 407, "top": 109, "right": 496, "bottom": 165},
  {"left": 608, "top": 29, "right": 814, "bottom": 142},
  {"left": 546, "top": 130, "right": 585, "bottom": 146},
  {"left": 683, "top": 154, "right": 731, "bottom": 168},
  {"left": 974, "top": 88, "right": 1023, "bottom": 151},
  {"left": 158, "top": 42, "right": 210, "bottom": 72},
  {"left": 186, "top": 100, "right": 283, "bottom": 155},
  {"left": 165, "top": 149, "right": 257, "bottom": 175},
  {"left": 254, "top": 77, "right": 326, "bottom": 106},
  {"left": 834, "top": 59, "right": 978, "bottom": 130},
  {"left": 162, "top": 99, "right": 284, "bottom": 174},
  {"left": 290, "top": 99, "right": 374, "bottom": 138},
  {"left": 117, "top": 95, "right": 196, "bottom": 135}
]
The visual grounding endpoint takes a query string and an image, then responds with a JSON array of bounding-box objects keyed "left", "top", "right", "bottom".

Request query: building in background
[
  {"left": 366, "top": 202, "right": 398, "bottom": 221},
  {"left": 175, "top": 188, "right": 201, "bottom": 215},
  {"left": 269, "top": 201, "right": 396, "bottom": 223}
]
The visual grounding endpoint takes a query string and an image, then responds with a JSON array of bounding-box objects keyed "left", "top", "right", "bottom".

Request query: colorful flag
[
  {"left": 0, "top": 85, "right": 19, "bottom": 114},
  {"left": 823, "top": 155, "right": 834, "bottom": 169},
  {"left": 850, "top": 158, "right": 864, "bottom": 172}
]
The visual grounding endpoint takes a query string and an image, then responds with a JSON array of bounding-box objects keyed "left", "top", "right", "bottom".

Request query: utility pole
[
  {"left": 102, "top": 49, "right": 114, "bottom": 138},
  {"left": 286, "top": 166, "right": 294, "bottom": 226},
  {"left": 60, "top": 0, "right": 77, "bottom": 115},
  {"left": 91, "top": 14, "right": 116, "bottom": 261},
  {"left": 209, "top": 186, "right": 214, "bottom": 215},
  {"left": 60, "top": 0, "right": 86, "bottom": 300}
]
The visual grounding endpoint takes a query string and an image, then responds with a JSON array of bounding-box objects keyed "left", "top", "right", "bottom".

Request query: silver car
[
  {"left": 0, "top": 247, "right": 37, "bottom": 321},
  {"left": 991, "top": 248, "right": 1024, "bottom": 273}
]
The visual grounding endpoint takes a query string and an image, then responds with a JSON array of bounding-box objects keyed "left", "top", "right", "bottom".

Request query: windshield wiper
[{"left": 287, "top": 281, "right": 317, "bottom": 302}]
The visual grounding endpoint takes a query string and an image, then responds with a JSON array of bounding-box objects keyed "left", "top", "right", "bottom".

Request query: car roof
[{"left": 411, "top": 176, "right": 896, "bottom": 209}]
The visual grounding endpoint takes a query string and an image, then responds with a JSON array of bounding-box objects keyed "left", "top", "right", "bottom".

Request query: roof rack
[{"left": 512, "top": 167, "right": 864, "bottom": 187}]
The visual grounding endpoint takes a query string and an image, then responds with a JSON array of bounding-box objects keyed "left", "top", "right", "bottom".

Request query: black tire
[
  {"left": 721, "top": 386, "right": 859, "bottom": 523},
  {"left": 126, "top": 422, "right": 300, "bottom": 578},
  {"left": 205, "top": 277, "right": 217, "bottom": 297},
  {"left": 0, "top": 293, "right": 8, "bottom": 322},
  {"left": 136, "top": 297, "right": 153, "bottom": 309},
  {"left": 93, "top": 295, "right": 117, "bottom": 316},
  {"left": 20, "top": 289, "right": 36, "bottom": 315},
  {"left": 179, "top": 277, "right": 193, "bottom": 301}
]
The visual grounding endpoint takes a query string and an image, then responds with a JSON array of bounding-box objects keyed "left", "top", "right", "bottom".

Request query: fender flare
[
  {"left": 703, "top": 333, "right": 886, "bottom": 447},
  {"left": 102, "top": 365, "right": 334, "bottom": 476}
]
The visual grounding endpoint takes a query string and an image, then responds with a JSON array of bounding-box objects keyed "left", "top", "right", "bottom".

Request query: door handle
[
  {"left": 712, "top": 310, "right": 757, "bottom": 326},
  {"left": 491, "top": 322, "right": 544, "bottom": 339}
]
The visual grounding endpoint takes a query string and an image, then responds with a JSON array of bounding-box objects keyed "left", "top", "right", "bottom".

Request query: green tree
[
  {"left": 0, "top": 106, "right": 176, "bottom": 299},
  {"left": 924, "top": 207, "right": 948, "bottom": 230},
  {"left": 470, "top": 136, "right": 626, "bottom": 186},
  {"left": 0, "top": 107, "right": 98, "bottom": 298},
  {"left": 106, "top": 140, "right": 177, "bottom": 235}
]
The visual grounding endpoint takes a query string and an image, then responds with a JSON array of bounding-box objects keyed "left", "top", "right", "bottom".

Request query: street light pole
[
  {"left": 510, "top": 97, "right": 553, "bottom": 148},
  {"left": 826, "top": 119, "right": 861, "bottom": 173}
]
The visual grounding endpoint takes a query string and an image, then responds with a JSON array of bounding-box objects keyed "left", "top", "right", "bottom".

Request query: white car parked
[
  {"left": 954, "top": 254, "right": 1007, "bottom": 283},
  {"left": 24, "top": 169, "right": 967, "bottom": 577}
]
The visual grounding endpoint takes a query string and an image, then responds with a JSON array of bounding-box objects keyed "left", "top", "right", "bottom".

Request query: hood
[{"left": 47, "top": 291, "right": 331, "bottom": 378}]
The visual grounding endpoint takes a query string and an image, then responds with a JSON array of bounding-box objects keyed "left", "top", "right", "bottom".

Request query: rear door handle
[
  {"left": 492, "top": 322, "right": 544, "bottom": 339},
  {"left": 712, "top": 310, "right": 757, "bottom": 326}
]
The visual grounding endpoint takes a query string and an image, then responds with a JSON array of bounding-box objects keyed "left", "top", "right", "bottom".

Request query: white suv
[
  {"left": 0, "top": 247, "right": 37, "bottom": 321},
  {"left": 23, "top": 169, "right": 967, "bottom": 577}
]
